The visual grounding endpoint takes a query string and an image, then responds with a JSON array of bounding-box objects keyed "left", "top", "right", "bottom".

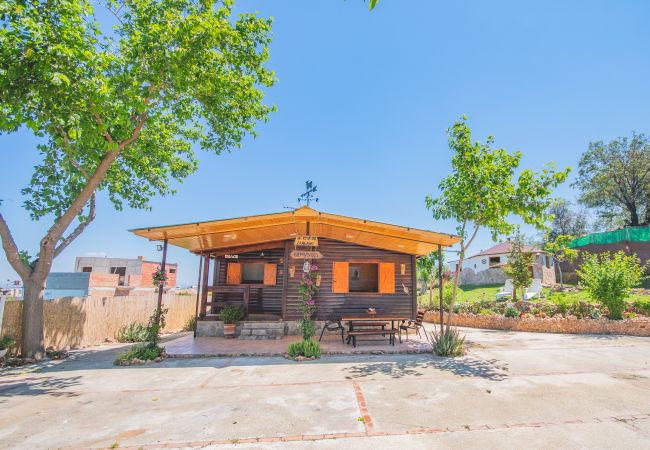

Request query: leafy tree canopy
[
  {"left": 0, "top": 0, "right": 275, "bottom": 222},
  {"left": 573, "top": 133, "right": 650, "bottom": 228},
  {"left": 547, "top": 199, "right": 589, "bottom": 242}
]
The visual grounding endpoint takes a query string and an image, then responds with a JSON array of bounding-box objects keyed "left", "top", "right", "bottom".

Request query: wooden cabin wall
[
  {"left": 284, "top": 238, "right": 415, "bottom": 321},
  {"left": 214, "top": 247, "right": 285, "bottom": 315}
]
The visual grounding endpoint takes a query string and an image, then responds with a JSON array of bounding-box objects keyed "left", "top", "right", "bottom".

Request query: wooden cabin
[{"left": 131, "top": 206, "right": 460, "bottom": 335}]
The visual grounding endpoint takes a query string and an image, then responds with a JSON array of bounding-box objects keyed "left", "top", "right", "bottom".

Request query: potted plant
[
  {"left": 220, "top": 305, "right": 244, "bottom": 338},
  {"left": 0, "top": 335, "right": 16, "bottom": 359}
]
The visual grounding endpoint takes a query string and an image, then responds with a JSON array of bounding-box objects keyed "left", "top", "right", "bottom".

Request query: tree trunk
[
  {"left": 448, "top": 255, "right": 463, "bottom": 335},
  {"left": 21, "top": 275, "right": 47, "bottom": 359},
  {"left": 428, "top": 285, "right": 433, "bottom": 308},
  {"left": 557, "top": 258, "right": 563, "bottom": 288}
]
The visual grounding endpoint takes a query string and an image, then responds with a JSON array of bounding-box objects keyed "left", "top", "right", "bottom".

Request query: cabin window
[
  {"left": 81, "top": 267, "right": 92, "bottom": 273},
  {"left": 332, "top": 261, "right": 395, "bottom": 294},
  {"left": 349, "top": 263, "right": 379, "bottom": 293},
  {"left": 489, "top": 256, "right": 501, "bottom": 267},
  {"left": 241, "top": 263, "right": 265, "bottom": 284},
  {"left": 169, "top": 268, "right": 176, "bottom": 274},
  {"left": 226, "top": 262, "right": 277, "bottom": 285}
]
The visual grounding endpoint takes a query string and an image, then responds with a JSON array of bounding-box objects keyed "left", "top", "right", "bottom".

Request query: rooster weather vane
[{"left": 297, "top": 180, "right": 319, "bottom": 207}]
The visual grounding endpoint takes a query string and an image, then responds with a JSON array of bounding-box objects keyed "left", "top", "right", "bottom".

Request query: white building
[{"left": 448, "top": 241, "right": 556, "bottom": 286}]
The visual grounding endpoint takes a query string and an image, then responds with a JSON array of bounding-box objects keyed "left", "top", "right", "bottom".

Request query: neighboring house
[
  {"left": 44, "top": 256, "right": 178, "bottom": 299},
  {"left": 130, "top": 206, "right": 460, "bottom": 337},
  {"left": 559, "top": 226, "right": 650, "bottom": 286},
  {"left": 448, "top": 241, "right": 556, "bottom": 286}
]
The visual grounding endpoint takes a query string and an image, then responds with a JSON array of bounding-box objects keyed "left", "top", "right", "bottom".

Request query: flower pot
[{"left": 223, "top": 324, "right": 237, "bottom": 338}]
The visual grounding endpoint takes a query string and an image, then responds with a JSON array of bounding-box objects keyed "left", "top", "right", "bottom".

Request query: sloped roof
[
  {"left": 470, "top": 241, "right": 544, "bottom": 258},
  {"left": 130, "top": 206, "right": 461, "bottom": 256}
]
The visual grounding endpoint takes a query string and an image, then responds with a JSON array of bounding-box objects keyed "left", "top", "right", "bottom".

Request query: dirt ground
[{"left": 1, "top": 325, "right": 649, "bottom": 449}]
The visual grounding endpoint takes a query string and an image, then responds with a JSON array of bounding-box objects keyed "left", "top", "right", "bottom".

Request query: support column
[
  {"left": 156, "top": 238, "right": 168, "bottom": 311},
  {"left": 193, "top": 254, "right": 203, "bottom": 337},
  {"left": 200, "top": 254, "right": 210, "bottom": 316}
]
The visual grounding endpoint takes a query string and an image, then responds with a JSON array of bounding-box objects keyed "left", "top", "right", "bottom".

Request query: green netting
[{"left": 568, "top": 226, "right": 650, "bottom": 248}]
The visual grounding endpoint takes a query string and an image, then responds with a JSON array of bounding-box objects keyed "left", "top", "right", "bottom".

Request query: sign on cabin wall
[
  {"left": 290, "top": 250, "right": 323, "bottom": 260},
  {"left": 224, "top": 254, "right": 239, "bottom": 259},
  {"left": 294, "top": 235, "right": 318, "bottom": 247}
]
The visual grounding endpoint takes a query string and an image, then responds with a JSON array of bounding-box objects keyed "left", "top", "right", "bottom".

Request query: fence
[{"left": 0, "top": 294, "right": 197, "bottom": 349}]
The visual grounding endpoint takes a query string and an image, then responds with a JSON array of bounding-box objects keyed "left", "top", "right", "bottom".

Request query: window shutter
[
  {"left": 379, "top": 262, "right": 395, "bottom": 294},
  {"left": 226, "top": 263, "right": 241, "bottom": 285},
  {"left": 263, "top": 263, "right": 277, "bottom": 285},
  {"left": 332, "top": 262, "right": 349, "bottom": 293}
]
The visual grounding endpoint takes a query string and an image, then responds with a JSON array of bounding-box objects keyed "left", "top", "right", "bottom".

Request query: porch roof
[{"left": 129, "top": 206, "right": 460, "bottom": 256}]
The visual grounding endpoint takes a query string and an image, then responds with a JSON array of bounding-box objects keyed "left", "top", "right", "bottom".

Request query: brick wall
[
  {"left": 140, "top": 261, "right": 178, "bottom": 288},
  {"left": 424, "top": 312, "right": 650, "bottom": 337}
]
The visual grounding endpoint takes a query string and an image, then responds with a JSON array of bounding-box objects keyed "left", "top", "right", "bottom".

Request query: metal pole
[
  {"left": 438, "top": 244, "right": 444, "bottom": 334},
  {"left": 193, "top": 254, "right": 203, "bottom": 338}
]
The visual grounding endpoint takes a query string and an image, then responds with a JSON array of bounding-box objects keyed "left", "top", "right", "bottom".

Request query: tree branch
[
  {"left": 54, "top": 193, "right": 96, "bottom": 259},
  {"left": 59, "top": 127, "right": 90, "bottom": 179},
  {"left": 0, "top": 211, "right": 31, "bottom": 279}
]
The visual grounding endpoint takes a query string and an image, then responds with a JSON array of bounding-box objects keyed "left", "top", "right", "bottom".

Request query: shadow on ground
[
  {"left": 342, "top": 354, "right": 508, "bottom": 381},
  {"left": 0, "top": 375, "right": 82, "bottom": 403}
]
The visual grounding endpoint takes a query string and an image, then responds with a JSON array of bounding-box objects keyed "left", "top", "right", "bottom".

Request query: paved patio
[
  {"left": 165, "top": 330, "right": 431, "bottom": 357},
  {"left": 1, "top": 325, "right": 649, "bottom": 449}
]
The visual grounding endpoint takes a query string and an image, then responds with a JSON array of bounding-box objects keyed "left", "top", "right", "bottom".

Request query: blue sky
[{"left": 1, "top": 0, "right": 649, "bottom": 286}]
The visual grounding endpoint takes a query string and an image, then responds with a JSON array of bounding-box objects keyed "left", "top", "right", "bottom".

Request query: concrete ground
[
  {"left": 165, "top": 329, "right": 431, "bottom": 357},
  {"left": 0, "top": 325, "right": 649, "bottom": 449}
]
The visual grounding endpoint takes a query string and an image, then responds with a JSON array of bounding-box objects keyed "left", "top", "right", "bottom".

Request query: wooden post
[
  {"left": 193, "top": 254, "right": 203, "bottom": 338},
  {"left": 154, "top": 238, "right": 168, "bottom": 345},
  {"left": 200, "top": 254, "right": 210, "bottom": 316},
  {"left": 438, "top": 244, "right": 444, "bottom": 334}
]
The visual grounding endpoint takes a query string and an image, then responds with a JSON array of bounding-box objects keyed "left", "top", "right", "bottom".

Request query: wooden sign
[
  {"left": 294, "top": 235, "right": 318, "bottom": 247},
  {"left": 290, "top": 250, "right": 323, "bottom": 260},
  {"left": 224, "top": 254, "right": 239, "bottom": 259}
]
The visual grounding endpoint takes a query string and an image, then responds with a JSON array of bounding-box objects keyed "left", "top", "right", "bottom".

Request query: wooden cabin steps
[
  {"left": 238, "top": 321, "right": 285, "bottom": 340},
  {"left": 245, "top": 313, "right": 283, "bottom": 322}
]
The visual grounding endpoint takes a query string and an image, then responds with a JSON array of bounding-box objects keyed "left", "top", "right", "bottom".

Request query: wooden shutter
[
  {"left": 379, "top": 262, "right": 395, "bottom": 294},
  {"left": 332, "top": 262, "right": 349, "bottom": 293},
  {"left": 263, "top": 263, "right": 277, "bottom": 285},
  {"left": 226, "top": 263, "right": 241, "bottom": 285}
]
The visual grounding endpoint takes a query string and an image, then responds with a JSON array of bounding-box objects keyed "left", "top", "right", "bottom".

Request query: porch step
[
  {"left": 238, "top": 321, "right": 286, "bottom": 340},
  {"left": 245, "top": 313, "right": 283, "bottom": 322}
]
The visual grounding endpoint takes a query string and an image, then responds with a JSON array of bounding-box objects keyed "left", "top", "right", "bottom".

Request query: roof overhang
[{"left": 129, "top": 206, "right": 461, "bottom": 256}]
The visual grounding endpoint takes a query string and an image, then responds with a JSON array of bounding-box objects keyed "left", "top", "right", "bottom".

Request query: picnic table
[{"left": 341, "top": 315, "right": 407, "bottom": 347}]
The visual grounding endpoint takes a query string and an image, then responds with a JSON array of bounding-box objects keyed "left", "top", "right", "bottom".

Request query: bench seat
[{"left": 347, "top": 329, "right": 396, "bottom": 347}]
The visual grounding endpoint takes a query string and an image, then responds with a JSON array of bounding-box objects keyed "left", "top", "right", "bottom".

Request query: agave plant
[{"left": 430, "top": 327, "right": 466, "bottom": 357}]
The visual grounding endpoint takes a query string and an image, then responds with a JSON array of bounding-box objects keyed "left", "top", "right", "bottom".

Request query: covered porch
[{"left": 130, "top": 206, "right": 460, "bottom": 337}]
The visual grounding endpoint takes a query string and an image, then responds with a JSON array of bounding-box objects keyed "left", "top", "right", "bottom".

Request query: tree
[
  {"left": 426, "top": 116, "right": 570, "bottom": 334},
  {"left": 573, "top": 133, "right": 650, "bottom": 228},
  {"left": 416, "top": 252, "right": 436, "bottom": 306},
  {"left": 543, "top": 233, "right": 579, "bottom": 288},
  {"left": 548, "top": 199, "right": 588, "bottom": 241},
  {"left": 0, "top": 0, "right": 275, "bottom": 358},
  {"left": 576, "top": 252, "right": 647, "bottom": 319},
  {"left": 503, "top": 229, "right": 533, "bottom": 300}
]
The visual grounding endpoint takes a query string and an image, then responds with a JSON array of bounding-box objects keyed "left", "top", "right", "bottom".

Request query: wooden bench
[{"left": 347, "top": 329, "right": 396, "bottom": 347}]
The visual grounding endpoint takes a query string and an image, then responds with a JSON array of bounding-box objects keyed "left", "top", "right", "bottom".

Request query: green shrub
[
  {"left": 478, "top": 308, "right": 493, "bottom": 316},
  {"left": 504, "top": 305, "right": 519, "bottom": 318},
  {"left": 114, "top": 343, "right": 164, "bottom": 365},
  {"left": 220, "top": 305, "right": 244, "bottom": 324},
  {"left": 576, "top": 251, "right": 647, "bottom": 320},
  {"left": 287, "top": 339, "right": 321, "bottom": 359},
  {"left": 182, "top": 316, "right": 196, "bottom": 332},
  {"left": 454, "top": 301, "right": 472, "bottom": 314},
  {"left": 116, "top": 322, "right": 148, "bottom": 343},
  {"left": 632, "top": 299, "right": 650, "bottom": 316},
  {"left": 301, "top": 339, "right": 321, "bottom": 358},
  {"left": 431, "top": 328, "right": 465, "bottom": 357},
  {"left": 297, "top": 318, "right": 315, "bottom": 340}
]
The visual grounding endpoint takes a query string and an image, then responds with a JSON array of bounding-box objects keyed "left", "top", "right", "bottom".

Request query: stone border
[{"left": 424, "top": 312, "right": 650, "bottom": 337}]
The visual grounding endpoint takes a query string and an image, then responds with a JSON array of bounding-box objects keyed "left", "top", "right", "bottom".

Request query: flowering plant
[
  {"left": 152, "top": 267, "right": 168, "bottom": 287},
  {"left": 297, "top": 263, "right": 319, "bottom": 340}
]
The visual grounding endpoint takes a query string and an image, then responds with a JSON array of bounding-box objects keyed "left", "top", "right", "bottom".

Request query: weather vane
[{"left": 297, "top": 180, "right": 319, "bottom": 206}]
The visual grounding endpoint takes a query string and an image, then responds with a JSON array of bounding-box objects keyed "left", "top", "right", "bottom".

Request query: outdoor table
[{"left": 341, "top": 315, "right": 407, "bottom": 346}]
